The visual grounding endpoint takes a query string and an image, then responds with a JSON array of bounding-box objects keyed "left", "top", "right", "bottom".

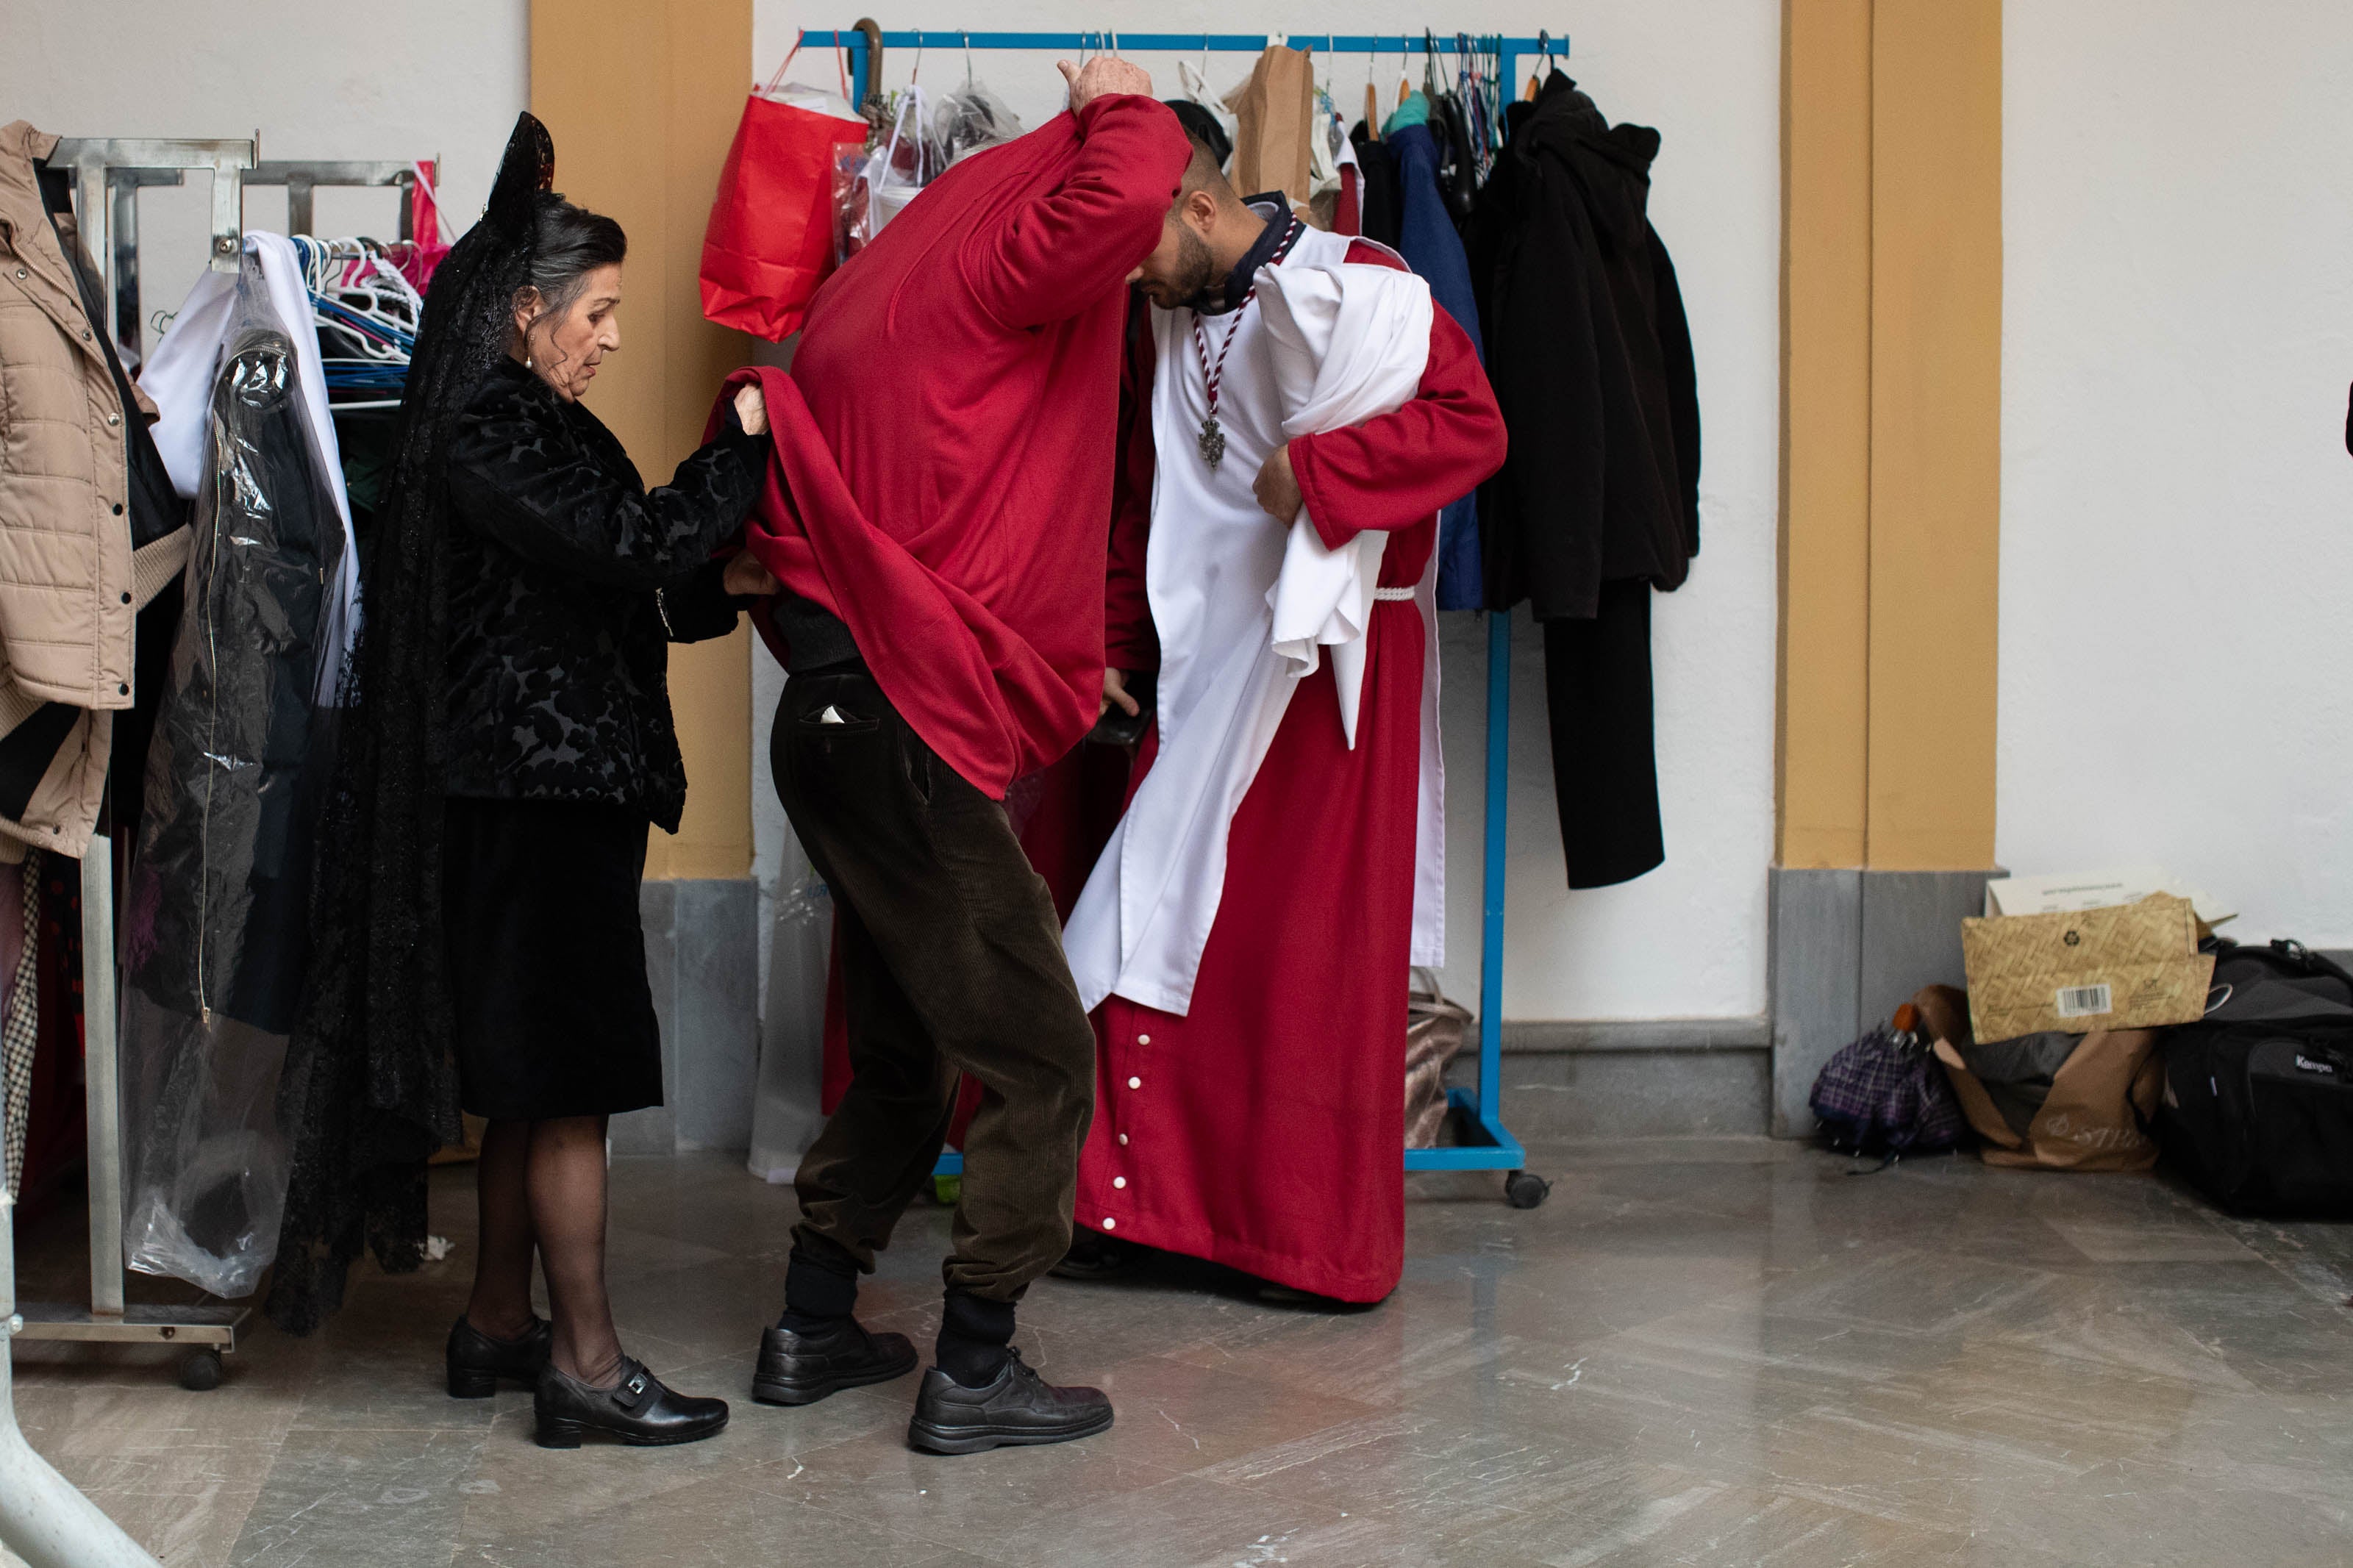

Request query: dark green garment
[{"left": 772, "top": 665, "right": 1096, "bottom": 1303}]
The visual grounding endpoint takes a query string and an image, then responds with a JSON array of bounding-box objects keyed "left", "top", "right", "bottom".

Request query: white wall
[
  {"left": 751, "top": 1, "right": 1782, "bottom": 1023},
  {"left": 2003, "top": 2, "right": 2353, "bottom": 946},
  {"left": 0, "top": 0, "right": 1780, "bottom": 1025},
  {"left": 0, "top": 0, "right": 526, "bottom": 359}
]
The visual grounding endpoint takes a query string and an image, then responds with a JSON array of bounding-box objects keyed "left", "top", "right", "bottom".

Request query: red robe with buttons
[{"left": 1077, "top": 248, "right": 1507, "bottom": 1302}]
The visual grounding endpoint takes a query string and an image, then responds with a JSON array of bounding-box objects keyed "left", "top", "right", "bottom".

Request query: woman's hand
[
  {"left": 1099, "top": 667, "right": 1140, "bottom": 721},
  {"left": 733, "top": 384, "right": 768, "bottom": 437},
  {"left": 723, "top": 552, "right": 780, "bottom": 598}
]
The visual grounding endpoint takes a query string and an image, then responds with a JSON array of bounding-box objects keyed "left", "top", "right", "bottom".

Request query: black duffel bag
[{"left": 2155, "top": 939, "right": 2353, "bottom": 1214}]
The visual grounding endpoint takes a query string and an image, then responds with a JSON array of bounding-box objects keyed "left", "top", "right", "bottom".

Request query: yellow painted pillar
[
  {"left": 1863, "top": 0, "right": 2002, "bottom": 870},
  {"left": 532, "top": 0, "right": 756, "bottom": 881},
  {"left": 1777, "top": 0, "right": 2002, "bottom": 872},
  {"left": 1777, "top": 0, "right": 1874, "bottom": 870}
]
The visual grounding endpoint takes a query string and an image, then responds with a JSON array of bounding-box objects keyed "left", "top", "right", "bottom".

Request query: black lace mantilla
[{"left": 267, "top": 114, "right": 553, "bottom": 1333}]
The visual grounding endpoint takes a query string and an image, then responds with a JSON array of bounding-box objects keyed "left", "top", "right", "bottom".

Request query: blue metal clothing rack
[
  {"left": 817, "top": 30, "right": 1568, "bottom": 115},
  {"left": 808, "top": 26, "right": 1559, "bottom": 1207}
]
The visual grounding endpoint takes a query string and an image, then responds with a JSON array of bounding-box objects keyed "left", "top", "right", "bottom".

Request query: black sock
[
  {"left": 776, "top": 1241, "right": 859, "bottom": 1333},
  {"left": 935, "top": 1291, "right": 1015, "bottom": 1388}
]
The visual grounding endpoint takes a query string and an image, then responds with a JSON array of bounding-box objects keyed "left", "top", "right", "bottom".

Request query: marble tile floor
[{"left": 9, "top": 1140, "right": 2353, "bottom": 1567}]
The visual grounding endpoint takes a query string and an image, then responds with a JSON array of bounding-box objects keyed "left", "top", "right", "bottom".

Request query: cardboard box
[
  {"left": 1960, "top": 892, "right": 2215, "bottom": 1041},
  {"left": 1983, "top": 867, "right": 2233, "bottom": 925}
]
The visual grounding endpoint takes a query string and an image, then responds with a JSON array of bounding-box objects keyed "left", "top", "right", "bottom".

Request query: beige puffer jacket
[
  {"left": 0, "top": 123, "right": 140, "bottom": 707},
  {"left": 0, "top": 122, "right": 181, "bottom": 855}
]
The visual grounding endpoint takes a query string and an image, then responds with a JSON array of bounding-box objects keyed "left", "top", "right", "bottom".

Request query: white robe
[{"left": 1065, "top": 229, "right": 1446, "bottom": 1018}]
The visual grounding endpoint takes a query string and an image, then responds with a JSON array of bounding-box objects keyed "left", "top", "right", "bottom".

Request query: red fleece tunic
[
  {"left": 732, "top": 95, "right": 1191, "bottom": 799},
  {"left": 1079, "top": 246, "right": 1507, "bottom": 1302}
]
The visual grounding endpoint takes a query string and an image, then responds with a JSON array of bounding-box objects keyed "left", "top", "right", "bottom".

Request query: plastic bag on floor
[
  {"left": 1407, "top": 970, "right": 1471, "bottom": 1149},
  {"left": 118, "top": 253, "right": 346, "bottom": 1297},
  {"left": 749, "top": 858, "right": 832, "bottom": 1184}
]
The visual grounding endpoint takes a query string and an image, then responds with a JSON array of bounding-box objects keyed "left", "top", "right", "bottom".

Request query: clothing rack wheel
[{"left": 176, "top": 1346, "right": 226, "bottom": 1392}]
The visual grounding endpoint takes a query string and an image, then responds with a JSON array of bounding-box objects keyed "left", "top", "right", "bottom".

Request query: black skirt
[{"left": 442, "top": 796, "right": 663, "bottom": 1120}]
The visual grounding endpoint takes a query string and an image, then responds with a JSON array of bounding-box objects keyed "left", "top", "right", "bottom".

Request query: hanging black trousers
[{"left": 1543, "top": 579, "right": 1665, "bottom": 890}]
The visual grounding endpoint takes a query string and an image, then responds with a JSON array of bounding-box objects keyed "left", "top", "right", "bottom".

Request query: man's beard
[{"left": 1148, "top": 225, "right": 1222, "bottom": 311}]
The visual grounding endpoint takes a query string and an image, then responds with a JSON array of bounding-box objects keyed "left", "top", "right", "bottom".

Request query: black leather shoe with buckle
[
  {"left": 906, "top": 1347, "right": 1114, "bottom": 1456},
  {"left": 446, "top": 1314, "right": 552, "bottom": 1399},
  {"left": 751, "top": 1317, "right": 918, "bottom": 1406},
  {"left": 534, "top": 1357, "right": 729, "bottom": 1449}
]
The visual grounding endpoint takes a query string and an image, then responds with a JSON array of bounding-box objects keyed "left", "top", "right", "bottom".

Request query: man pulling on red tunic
[
  {"left": 1062, "top": 143, "right": 1507, "bottom": 1304},
  {"left": 720, "top": 59, "right": 1191, "bottom": 1454}
]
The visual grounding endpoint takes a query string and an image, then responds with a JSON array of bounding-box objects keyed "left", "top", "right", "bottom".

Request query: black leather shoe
[
  {"left": 1049, "top": 1236, "right": 1132, "bottom": 1282},
  {"left": 906, "top": 1348, "right": 1114, "bottom": 1456},
  {"left": 751, "top": 1317, "right": 918, "bottom": 1406},
  {"left": 446, "top": 1314, "right": 552, "bottom": 1399},
  {"left": 534, "top": 1357, "right": 729, "bottom": 1449}
]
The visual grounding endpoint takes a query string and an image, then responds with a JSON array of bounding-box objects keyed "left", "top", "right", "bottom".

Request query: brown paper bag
[
  {"left": 1223, "top": 45, "right": 1317, "bottom": 207},
  {"left": 1406, "top": 987, "right": 1472, "bottom": 1149},
  {"left": 1932, "top": 1030, "right": 2165, "bottom": 1173}
]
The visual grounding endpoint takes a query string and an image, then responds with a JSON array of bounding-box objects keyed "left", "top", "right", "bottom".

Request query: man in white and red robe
[{"left": 1061, "top": 145, "right": 1506, "bottom": 1303}]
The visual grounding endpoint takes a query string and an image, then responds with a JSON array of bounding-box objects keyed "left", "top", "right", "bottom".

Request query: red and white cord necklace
[
  {"left": 1190, "top": 301, "right": 1250, "bottom": 472},
  {"left": 1190, "top": 218, "right": 1301, "bottom": 473}
]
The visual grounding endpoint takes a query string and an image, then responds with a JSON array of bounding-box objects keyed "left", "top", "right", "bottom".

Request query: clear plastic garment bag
[{"left": 117, "top": 254, "right": 346, "bottom": 1297}]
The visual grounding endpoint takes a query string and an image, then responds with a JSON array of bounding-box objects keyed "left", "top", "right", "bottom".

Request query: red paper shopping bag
[{"left": 701, "top": 41, "right": 869, "bottom": 342}]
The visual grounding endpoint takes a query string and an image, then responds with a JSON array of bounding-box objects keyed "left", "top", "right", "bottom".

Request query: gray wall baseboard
[
  {"left": 1768, "top": 864, "right": 1996, "bottom": 1138},
  {"left": 613, "top": 876, "right": 761, "bottom": 1158},
  {"left": 1502, "top": 1017, "right": 1771, "bottom": 1053},
  {"left": 1454, "top": 1048, "right": 1769, "bottom": 1139}
]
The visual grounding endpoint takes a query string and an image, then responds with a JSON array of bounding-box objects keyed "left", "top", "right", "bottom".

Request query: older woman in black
[
  {"left": 430, "top": 193, "right": 777, "bottom": 1447},
  {"left": 276, "top": 115, "right": 770, "bottom": 1450}
]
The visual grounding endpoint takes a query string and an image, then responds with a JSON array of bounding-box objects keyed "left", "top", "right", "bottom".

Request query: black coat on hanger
[
  {"left": 1468, "top": 74, "right": 1698, "bottom": 617},
  {"left": 1466, "top": 74, "right": 1702, "bottom": 891}
]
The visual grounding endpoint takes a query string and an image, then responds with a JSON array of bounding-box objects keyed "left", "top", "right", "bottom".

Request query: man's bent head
[{"left": 1128, "top": 139, "right": 1248, "bottom": 310}]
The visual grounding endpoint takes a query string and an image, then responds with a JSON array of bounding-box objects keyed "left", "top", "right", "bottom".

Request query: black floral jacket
[{"left": 442, "top": 357, "right": 763, "bottom": 831}]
